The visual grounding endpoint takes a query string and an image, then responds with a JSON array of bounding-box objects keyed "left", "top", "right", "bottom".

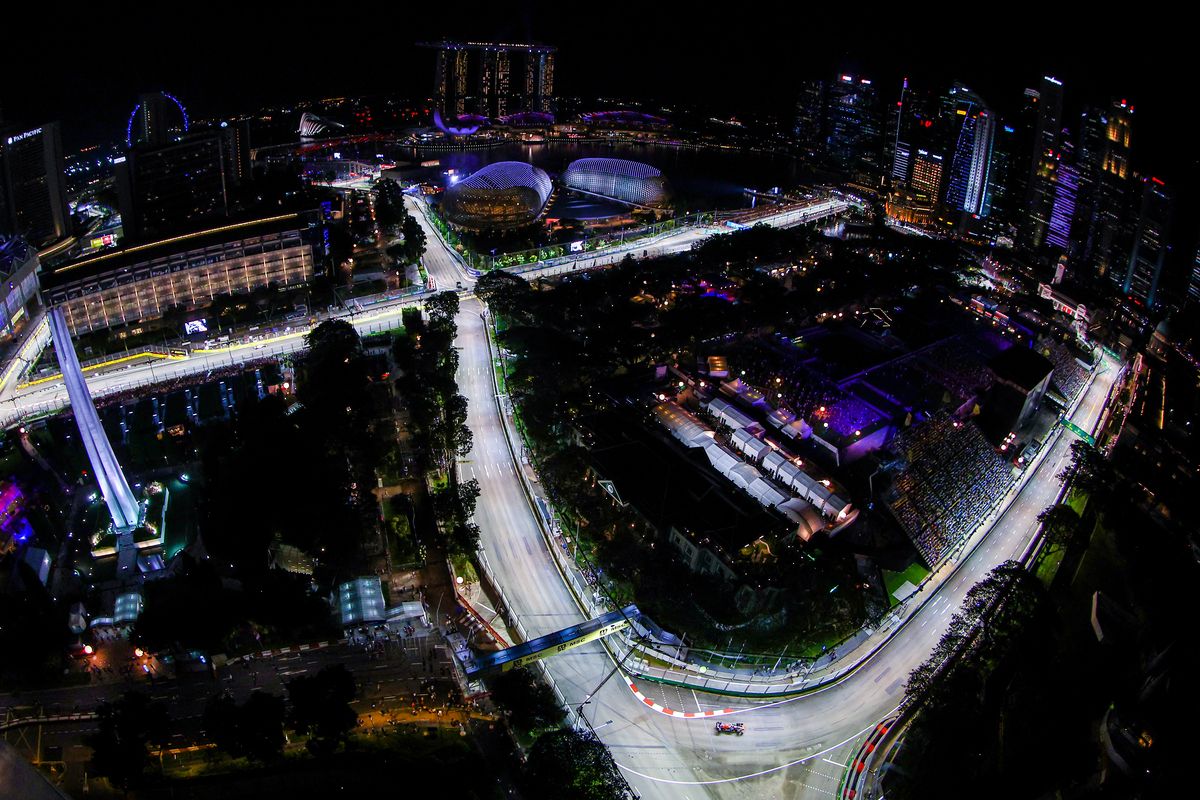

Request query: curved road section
[
  {"left": 0, "top": 197, "right": 1117, "bottom": 800},
  {"left": 413, "top": 198, "right": 1118, "bottom": 799}
]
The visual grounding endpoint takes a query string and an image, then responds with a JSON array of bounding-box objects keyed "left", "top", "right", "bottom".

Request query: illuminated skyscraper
[
  {"left": 494, "top": 49, "right": 511, "bottom": 117},
  {"left": 792, "top": 80, "right": 826, "bottom": 160},
  {"left": 825, "top": 73, "right": 881, "bottom": 185},
  {"left": 1021, "top": 76, "right": 1064, "bottom": 249},
  {"left": 911, "top": 149, "right": 945, "bottom": 198},
  {"left": 0, "top": 121, "right": 68, "bottom": 247},
  {"left": 421, "top": 41, "right": 555, "bottom": 118},
  {"left": 1072, "top": 99, "right": 1135, "bottom": 280},
  {"left": 453, "top": 49, "right": 469, "bottom": 115},
  {"left": 1045, "top": 148, "right": 1080, "bottom": 251},
  {"left": 1102, "top": 99, "right": 1133, "bottom": 179},
  {"left": 886, "top": 79, "right": 938, "bottom": 188},
  {"left": 944, "top": 84, "right": 996, "bottom": 217},
  {"left": 1122, "top": 178, "right": 1173, "bottom": 308}
]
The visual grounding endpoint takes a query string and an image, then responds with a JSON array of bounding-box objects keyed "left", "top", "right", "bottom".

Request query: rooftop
[{"left": 41, "top": 212, "right": 317, "bottom": 290}]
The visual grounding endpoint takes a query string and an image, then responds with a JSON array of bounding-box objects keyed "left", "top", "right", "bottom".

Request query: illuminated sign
[
  {"left": 5, "top": 127, "right": 42, "bottom": 145},
  {"left": 569, "top": 240, "right": 584, "bottom": 253},
  {"left": 501, "top": 616, "right": 631, "bottom": 672},
  {"left": 184, "top": 319, "right": 209, "bottom": 335}
]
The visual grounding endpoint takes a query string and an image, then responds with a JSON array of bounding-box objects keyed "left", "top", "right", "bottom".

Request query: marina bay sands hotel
[{"left": 418, "top": 40, "right": 556, "bottom": 118}]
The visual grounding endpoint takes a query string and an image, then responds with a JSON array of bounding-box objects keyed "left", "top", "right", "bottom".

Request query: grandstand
[
  {"left": 885, "top": 413, "right": 1014, "bottom": 565},
  {"left": 1038, "top": 336, "right": 1091, "bottom": 404}
]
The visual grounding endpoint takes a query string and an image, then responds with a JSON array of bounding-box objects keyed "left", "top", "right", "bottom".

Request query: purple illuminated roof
[
  {"left": 579, "top": 110, "right": 668, "bottom": 126},
  {"left": 498, "top": 111, "right": 555, "bottom": 126},
  {"left": 433, "top": 109, "right": 488, "bottom": 136}
]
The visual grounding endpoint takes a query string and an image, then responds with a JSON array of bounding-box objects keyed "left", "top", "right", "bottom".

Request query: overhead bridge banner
[{"left": 502, "top": 617, "right": 631, "bottom": 672}]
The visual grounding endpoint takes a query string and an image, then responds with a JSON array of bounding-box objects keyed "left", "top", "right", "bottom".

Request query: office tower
[
  {"left": 825, "top": 73, "right": 881, "bottom": 185},
  {"left": 986, "top": 122, "right": 1018, "bottom": 234},
  {"left": 1045, "top": 145, "right": 1080, "bottom": 251},
  {"left": 888, "top": 78, "right": 912, "bottom": 184},
  {"left": 911, "top": 149, "right": 945, "bottom": 198},
  {"left": 1029, "top": 76, "right": 1064, "bottom": 177},
  {"left": 944, "top": 84, "right": 996, "bottom": 217},
  {"left": 793, "top": 79, "right": 826, "bottom": 160},
  {"left": 1079, "top": 100, "right": 1134, "bottom": 281},
  {"left": 1021, "top": 77, "right": 1065, "bottom": 249},
  {"left": 1121, "top": 178, "right": 1173, "bottom": 308},
  {"left": 999, "top": 88, "right": 1040, "bottom": 233},
  {"left": 887, "top": 80, "right": 939, "bottom": 188},
  {"left": 1072, "top": 106, "right": 1107, "bottom": 261},
  {"left": 0, "top": 121, "right": 69, "bottom": 247},
  {"left": 116, "top": 132, "right": 230, "bottom": 241},
  {"left": 1101, "top": 99, "right": 1133, "bottom": 178}
]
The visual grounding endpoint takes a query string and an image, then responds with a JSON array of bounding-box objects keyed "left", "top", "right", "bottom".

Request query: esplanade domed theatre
[
  {"left": 441, "top": 161, "right": 553, "bottom": 230},
  {"left": 561, "top": 157, "right": 671, "bottom": 208}
]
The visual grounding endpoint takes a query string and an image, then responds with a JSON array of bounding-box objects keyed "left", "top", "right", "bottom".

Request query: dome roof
[
  {"left": 456, "top": 161, "right": 552, "bottom": 200},
  {"left": 441, "top": 162, "right": 553, "bottom": 230}
]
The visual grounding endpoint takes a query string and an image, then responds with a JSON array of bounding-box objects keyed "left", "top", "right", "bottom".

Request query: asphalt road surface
[
  {"left": 0, "top": 197, "right": 1117, "bottom": 799},
  {"left": 413, "top": 198, "right": 1118, "bottom": 799}
]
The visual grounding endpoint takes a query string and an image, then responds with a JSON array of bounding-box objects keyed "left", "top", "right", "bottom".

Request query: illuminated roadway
[
  {"left": 415, "top": 197, "right": 1119, "bottom": 800},
  {"left": 0, "top": 197, "right": 1117, "bottom": 799}
]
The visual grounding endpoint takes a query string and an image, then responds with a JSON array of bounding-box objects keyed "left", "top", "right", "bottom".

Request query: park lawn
[
  {"left": 1065, "top": 488, "right": 1089, "bottom": 516},
  {"left": 1034, "top": 545, "right": 1066, "bottom": 587},
  {"left": 882, "top": 562, "right": 931, "bottom": 606}
]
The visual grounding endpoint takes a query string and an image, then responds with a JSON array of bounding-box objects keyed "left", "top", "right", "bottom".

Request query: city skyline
[
  {"left": 2, "top": 7, "right": 1198, "bottom": 799},
  {"left": 1, "top": 3, "right": 1196, "bottom": 180}
]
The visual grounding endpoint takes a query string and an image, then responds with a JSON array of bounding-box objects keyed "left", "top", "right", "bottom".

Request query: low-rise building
[{"left": 40, "top": 212, "right": 321, "bottom": 335}]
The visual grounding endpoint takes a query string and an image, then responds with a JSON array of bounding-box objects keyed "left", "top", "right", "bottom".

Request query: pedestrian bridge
[{"left": 464, "top": 605, "right": 639, "bottom": 676}]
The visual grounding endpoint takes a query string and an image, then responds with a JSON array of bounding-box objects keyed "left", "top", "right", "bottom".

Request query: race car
[{"left": 714, "top": 721, "right": 745, "bottom": 735}]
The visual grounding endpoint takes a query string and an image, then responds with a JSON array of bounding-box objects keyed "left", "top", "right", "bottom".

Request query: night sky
[{"left": 2, "top": 2, "right": 1195, "bottom": 183}]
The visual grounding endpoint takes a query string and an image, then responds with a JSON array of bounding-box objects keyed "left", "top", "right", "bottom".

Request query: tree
[
  {"left": 486, "top": 667, "right": 566, "bottom": 733},
  {"left": 401, "top": 215, "right": 427, "bottom": 264},
  {"left": 425, "top": 290, "right": 460, "bottom": 325},
  {"left": 203, "top": 691, "right": 286, "bottom": 763},
  {"left": 1036, "top": 503, "right": 1083, "bottom": 554},
  {"left": 238, "top": 691, "right": 288, "bottom": 762},
  {"left": 523, "top": 728, "right": 629, "bottom": 800},
  {"left": 86, "top": 692, "right": 168, "bottom": 793},
  {"left": 374, "top": 179, "right": 408, "bottom": 230},
  {"left": 475, "top": 271, "right": 533, "bottom": 320},
  {"left": 1057, "top": 440, "right": 1113, "bottom": 497},
  {"left": 202, "top": 693, "right": 241, "bottom": 757},
  {"left": 287, "top": 664, "right": 358, "bottom": 754}
]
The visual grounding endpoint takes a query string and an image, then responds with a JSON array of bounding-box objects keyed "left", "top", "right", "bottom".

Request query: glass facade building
[
  {"left": 0, "top": 122, "right": 68, "bottom": 247},
  {"left": 1121, "top": 179, "right": 1173, "bottom": 308},
  {"left": 944, "top": 85, "right": 996, "bottom": 218}
]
